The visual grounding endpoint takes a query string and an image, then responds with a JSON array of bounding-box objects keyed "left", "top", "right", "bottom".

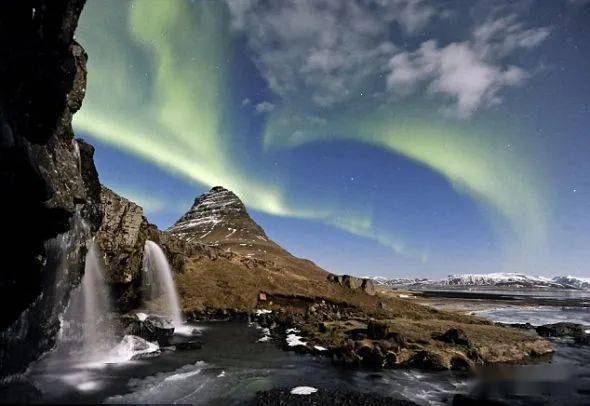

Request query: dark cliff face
[
  {"left": 0, "top": 0, "right": 102, "bottom": 378},
  {"left": 96, "top": 186, "right": 147, "bottom": 312}
]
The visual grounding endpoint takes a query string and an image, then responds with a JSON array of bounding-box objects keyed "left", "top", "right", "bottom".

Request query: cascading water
[
  {"left": 58, "top": 239, "right": 115, "bottom": 360},
  {"left": 142, "top": 241, "right": 184, "bottom": 326},
  {"left": 81, "top": 241, "right": 114, "bottom": 356}
]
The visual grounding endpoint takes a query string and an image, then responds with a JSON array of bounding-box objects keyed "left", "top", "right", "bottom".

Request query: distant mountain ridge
[{"left": 373, "top": 273, "right": 590, "bottom": 290}]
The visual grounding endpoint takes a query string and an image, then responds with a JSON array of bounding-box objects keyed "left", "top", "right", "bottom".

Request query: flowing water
[
  {"left": 142, "top": 241, "right": 183, "bottom": 326},
  {"left": 56, "top": 240, "right": 117, "bottom": 361},
  {"left": 2, "top": 287, "right": 589, "bottom": 404}
]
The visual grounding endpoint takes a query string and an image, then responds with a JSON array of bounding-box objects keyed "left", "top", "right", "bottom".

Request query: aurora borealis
[{"left": 74, "top": 0, "right": 590, "bottom": 278}]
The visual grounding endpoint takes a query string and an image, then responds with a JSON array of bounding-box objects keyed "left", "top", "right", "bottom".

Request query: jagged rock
[
  {"left": 0, "top": 0, "right": 103, "bottom": 378},
  {"left": 98, "top": 186, "right": 145, "bottom": 284},
  {"left": 535, "top": 322, "right": 585, "bottom": 338}
]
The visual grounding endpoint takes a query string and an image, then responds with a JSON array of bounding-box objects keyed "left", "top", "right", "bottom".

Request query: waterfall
[
  {"left": 142, "top": 241, "right": 183, "bottom": 326},
  {"left": 58, "top": 240, "right": 115, "bottom": 360},
  {"left": 81, "top": 241, "right": 114, "bottom": 356}
]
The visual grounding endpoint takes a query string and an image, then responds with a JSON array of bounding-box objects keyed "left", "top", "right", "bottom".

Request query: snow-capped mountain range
[{"left": 373, "top": 273, "right": 590, "bottom": 290}]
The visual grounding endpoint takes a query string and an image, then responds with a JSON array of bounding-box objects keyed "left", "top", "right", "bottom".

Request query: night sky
[{"left": 74, "top": 0, "right": 590, "bottom": 279}]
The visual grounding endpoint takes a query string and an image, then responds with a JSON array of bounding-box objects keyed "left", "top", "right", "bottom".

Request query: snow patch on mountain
[
  {"left": 551, "top": 275, "right": 590, "bottom": 289},
  {"left": 374, "top": 273, "right": 590, "bottom": 290}
]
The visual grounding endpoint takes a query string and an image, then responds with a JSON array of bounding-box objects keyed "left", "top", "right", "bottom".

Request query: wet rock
[
  {"left": 535, "top": 322, "right": 585, "bottom": 338},
  {"left": 361, "top": 345, "right": 386, "bottom": 368},
  {"left": 143, "top": 315, "right": 175, "bottom": 344},
  {"left": 0, "top": 0, "right": 102, "bottom": 378},
  {"left": 408, "top": 350, "right": 452, "bottom": 371},
  {"left": 114, "top": 335, "right": 160, "bottom": 360}
]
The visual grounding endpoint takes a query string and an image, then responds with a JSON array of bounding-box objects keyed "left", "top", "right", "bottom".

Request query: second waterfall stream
[{"left": 142, "top": 240, "right": 184, "bottom": 327}]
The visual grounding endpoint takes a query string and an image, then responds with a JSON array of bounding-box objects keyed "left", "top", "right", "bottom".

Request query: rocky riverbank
[{"left": 250, "top": 296, "right": 553, "bottom": 372}]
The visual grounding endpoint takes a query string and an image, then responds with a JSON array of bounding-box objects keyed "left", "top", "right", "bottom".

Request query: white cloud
[
  {"left": 386, "top": 13, "right": 549, "bottom": 118},
  {"left": 387, "top": 40, "right": 529, "bottom": 118},
  {"left": 241, "top": 97, "right": 251, "bottom": 105},
  {"left": 228, "top": 1, "right": 549, "bottom": 119},
  {"left": 226, "top": 0, "right": 400, "bottom": 108},
  {"left": 375, "top": 0, "right": 436, "bottom": 34},
  {"left": 255, "top": 101, "right": 275, "bottom": 113},
  {"left": 473, "top": 14, "right": 551, "bottom": 58}
]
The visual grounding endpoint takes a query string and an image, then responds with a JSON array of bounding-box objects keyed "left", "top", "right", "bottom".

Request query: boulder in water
[
  {"left": 112, "top": 335, "right": 160, "bottom": 361},
  {"left": 143, "top": 315, "right": 175, "bottom": 344},
  {"left": 117, "top": 313, "right": 175, "bottom": 344}
]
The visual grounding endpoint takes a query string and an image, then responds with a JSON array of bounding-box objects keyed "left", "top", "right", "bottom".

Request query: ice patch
[
  {"left": 286, "top": 333, "right": 306, "bottom": 347},
  {"left": 286, "top": 328, "right": 300, "bottom": 334},
  {"left": 475, "top": 306, "right": 590, "bottom": 326},
  {"left": 314, "top": 345, "right": 327, "bottom": 351},
  {"left": 136, "top": 312, "right": 148, "bottom": 322},
  {"left": 291, "top": 386, "right": 318, "bottom": 395},
  {"left": 399, "top": 294, "right": 411, "bottom": 298},
  {"left": 217, "top": 371, "right": 226, "bottom": 377},
  {"left": 255, "top": 309, "right": 272, "bottom": 316},
  {"left": 258, "top": 328, "right": 271, "bottom": 342}
]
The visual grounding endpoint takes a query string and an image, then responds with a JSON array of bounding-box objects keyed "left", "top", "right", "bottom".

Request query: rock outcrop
[
  {"left": 0, "top": 0, "right": 103, "bottom": 378},
  {"left": 328, "top": 274, "right": 377, "bottom": 296},
  {"left": 95, "top": 186, "right": 148, "bottom": 310},
  {"left": 254, "top": 298, "right": 553, "bottom": 372}
]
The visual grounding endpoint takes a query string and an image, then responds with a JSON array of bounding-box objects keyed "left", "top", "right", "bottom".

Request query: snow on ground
[
  {"left": 255, "top": 309, "right": 272, "bottom": 316},
  {"left": 286, "top": 333, "right": 307, "bottom": 347},
  {"left": 290, "top": 386, "right": 318, "bottom": 395},
  {"left": 258, "top": 328, "right": 271, "bottom": 342}
]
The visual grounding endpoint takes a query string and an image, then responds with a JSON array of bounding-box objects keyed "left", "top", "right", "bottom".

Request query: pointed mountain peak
[
  {"left": 167, "top": 186, "right": 326, "bottom": 278},
  {"left": 168, "top": 186, "right": 268, "bottom": 244}
]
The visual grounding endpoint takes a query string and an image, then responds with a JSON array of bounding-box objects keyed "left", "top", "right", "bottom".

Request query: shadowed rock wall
[{"left": 0, "top": 0, "right": 103, "bottom": 378}]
